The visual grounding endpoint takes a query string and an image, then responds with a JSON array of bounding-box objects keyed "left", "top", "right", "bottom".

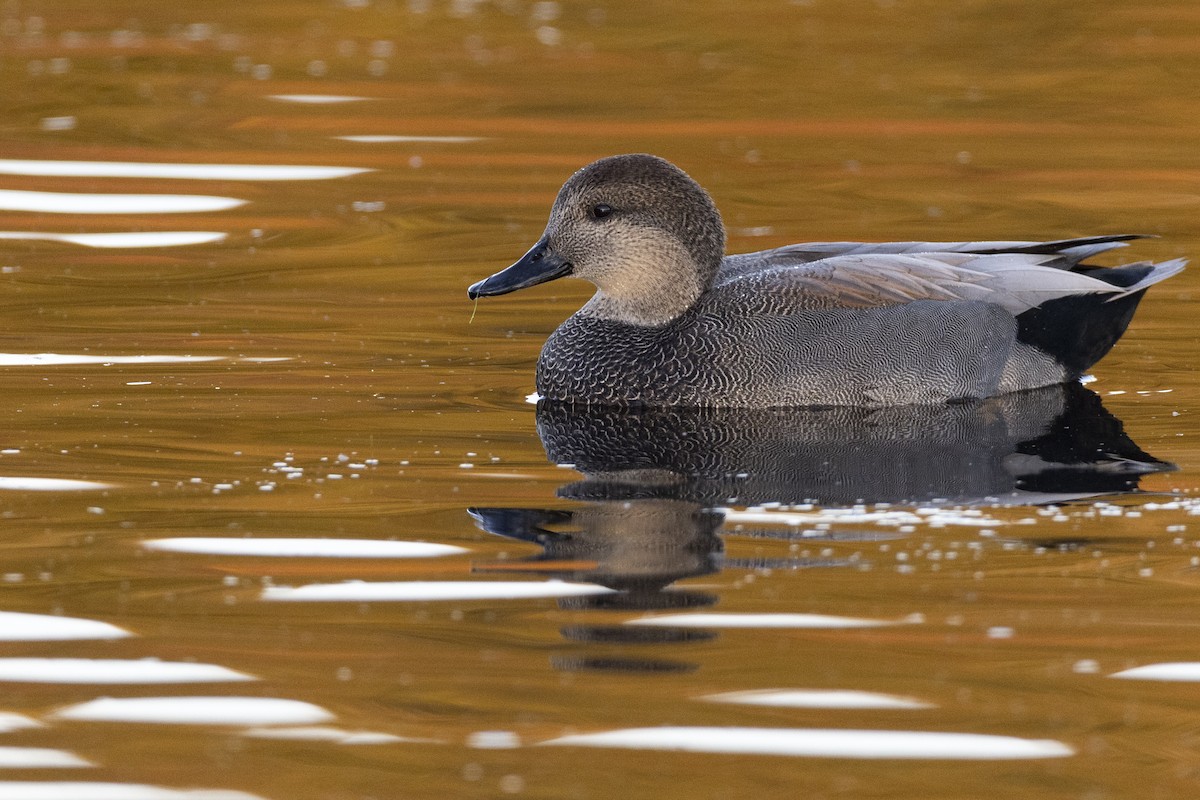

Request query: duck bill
[{"left": 467, "top": 237, "right": 573, "bottom": 299}]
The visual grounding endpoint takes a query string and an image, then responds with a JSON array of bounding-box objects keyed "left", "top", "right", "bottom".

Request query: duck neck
[{"left": 581, "top": 246, "right": 718, "bottom": 327}]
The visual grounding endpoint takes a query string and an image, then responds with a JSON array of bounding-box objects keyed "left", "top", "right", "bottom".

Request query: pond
[{"left": 1, "top": 1, "right": 1199, "bottom": 798}]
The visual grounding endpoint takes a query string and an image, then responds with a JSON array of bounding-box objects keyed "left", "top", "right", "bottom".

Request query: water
[{"left": 1, "top": 1, "right": 1200, "bottom": 797}]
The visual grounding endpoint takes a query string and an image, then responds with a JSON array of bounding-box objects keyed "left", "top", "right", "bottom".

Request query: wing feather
[
  {"left": 715, "top": 234, "right": 1146, "bottom": 285},
  {"left": 716, "top": 252, "right": 1131, "bottom": 315}
]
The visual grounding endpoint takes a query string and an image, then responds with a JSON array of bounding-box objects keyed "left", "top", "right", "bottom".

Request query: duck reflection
[
  {"left": 533, "top": 382, "right": 1170, "bottom": 508},
  {"left": 469, "top": 384, "right": 1171, "bottom": 670}
]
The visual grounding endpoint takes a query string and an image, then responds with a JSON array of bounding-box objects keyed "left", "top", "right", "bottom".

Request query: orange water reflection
[{"left": 0, "top": 1, "right": 1199, "bottom": 798}]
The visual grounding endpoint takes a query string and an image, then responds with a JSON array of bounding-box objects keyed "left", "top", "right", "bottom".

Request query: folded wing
[{"left": 716, "top": 235, "right": 1184, "bottom": 316}]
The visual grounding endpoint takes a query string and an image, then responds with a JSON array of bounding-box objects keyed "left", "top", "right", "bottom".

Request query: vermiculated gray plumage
[
  {"left": 468, "top": 154, "right": 1185, "bottom": 408},
  {"left": 539, "top": 299, "right": 1018, "bottom": 406}
]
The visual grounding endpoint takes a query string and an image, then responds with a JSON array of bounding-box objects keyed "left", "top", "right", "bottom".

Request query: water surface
[{"left": 1, "top": 1, "right": 1200, "bottom": 798}]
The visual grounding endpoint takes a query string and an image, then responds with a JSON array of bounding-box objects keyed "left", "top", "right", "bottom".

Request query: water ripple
[
  {"left": 0, "top": 611, "right": 131, "bottom": 641},
  {"left": 0, "top": 782, "right": 269, "bottom": 799},
  {"left": 1110, "top": 663, "right": 1200, "bottom": 681},
  {"left": 0, "top": 189, "right": 245, "bottom": 214},
  {"left": 626, "top": 612, "right": 914, "bottom": 629},
  {"left": 0, "top": 747, "right": 92, "bottom": 768},
  {"left": 0, "top": 658, "right": 255, "bottom": 685},
  {"left": 53, "top": 697, "right": 334, "bottom": 726},
  {"left": 0, "top": 713, "right": 42, "bottom": 733},
  {"left": 143, "top": 537, "right": 467, "bottom": 558},
  {"left": 540, "top": 727, "right": 1075, "bottom": 760},
  {"left": 0, "top": 231, "right": 226, "bottom": 248},
  {"left": 268, "top": 94, "right": 373, "bottom": 104},
  {"left": 0, "top": 477, "right": 114, "bottom": 492},
  {"left": 0, "top": 354, "right": 283, "bottom": 366},
  {"left": 703, "top": 689, "right": 934, "bottom": 710},
  {"left": 240, "top": 726, "right": 424, "bottom": 745},
  {"left": 262, "top": 579, "right": 615, "bottom": 602},
  {"left": 0, "top": 159, "right": 369, "bottom": 181},
  {"left": 335, "top": 135, "right": 483, "bottom": 143}
]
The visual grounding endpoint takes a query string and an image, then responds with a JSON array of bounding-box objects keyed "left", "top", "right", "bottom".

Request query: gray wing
[
  {"left": 716, "top": 234, "right": 1145, "bottom": 284},
  {"left": 710, "top": 249, "right": 1183, "bottom": 316}
]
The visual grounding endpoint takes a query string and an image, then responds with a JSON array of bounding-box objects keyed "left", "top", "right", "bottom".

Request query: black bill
[{"left": 467, "top": 237, "right": 573, "bottom": 299}]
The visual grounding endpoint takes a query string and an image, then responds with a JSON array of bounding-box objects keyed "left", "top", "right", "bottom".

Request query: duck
[{"left": 467, "top": 154, "right": 1185, "bottom": 408}]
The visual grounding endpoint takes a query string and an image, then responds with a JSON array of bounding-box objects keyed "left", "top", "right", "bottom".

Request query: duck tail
[
  {"left": 1104, "top": 257, "right": 1187, "bottom": 297},
  {"left": 1015, "top": 256, "right": 1186, "bottom": 379}
]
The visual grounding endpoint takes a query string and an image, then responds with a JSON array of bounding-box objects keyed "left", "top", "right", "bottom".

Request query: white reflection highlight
[
  {"left": 241, "top": 726, "right": 422, "bottom": 744},
  {"left": 0, "top": 354, "right": 270, "bottom": 366},
  {"left": 0, "top": 478, "right": 114, "bottom": 491},
  {"left": 467, "top": 730, "right": 521, "bottom": 749},
  {"left": 723, "top": 508, "right": 1005, "bottom": 528},
  {"left": 262, "top": 579, "right": 615, "bottom": 602},
  {"left": 0, "top": 783, "right": 268, "bottom": 800},
  {"left": 627, "top": 613, "right": 908, "bottom": 629},
  {"left": 0, "top": 231, "right": 226, "bottom": 248},
  {"left": 1111, "top": 663, "right": 1200, "bottom": 681},
  {"left": 0, "top": 658, "right": 255, "bottom": 685},
  {"left": 0, "top": 190, "right": 246, "bottom": 214},
  {"left": 723, "top": 509, "right": 916, "bottom": 526},
  {"left": 541, "top": 727, "right": 1074, "bottom": 760},
  {"left": 336, "top": 135, "right": 483, "bottom": 143},
  {"left": 0, "top": 747, "right": 91, "bottom": 768},
  {"left": 0, "top": 611, "right": 132, "bottom": 641},
  {"left": 0, "top": 159, "right": 368, "bottom": 181},
  {"left": 54, "top": 697, "right": 334, "bottom": 726},
  {"left": 269, "top": 94, "right": 372, "bottom": 104},
  {"left": 0, "top": 712, "right": 42, "bottom": 733},
  {"left": 144, "top": 537, "right": 468, "bottom": 559},
  {"left": 703, "top": 689, "right": 934, "bottom": 710}
]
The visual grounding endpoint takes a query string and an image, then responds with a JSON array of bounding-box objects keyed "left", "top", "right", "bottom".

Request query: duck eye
[{"left": 590, "top": 203, "right": 615, "bottom": 220}]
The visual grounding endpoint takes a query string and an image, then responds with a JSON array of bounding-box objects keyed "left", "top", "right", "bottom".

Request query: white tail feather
[{"left": 1111, "top": 257, "right": 1188, "bottom": 298}]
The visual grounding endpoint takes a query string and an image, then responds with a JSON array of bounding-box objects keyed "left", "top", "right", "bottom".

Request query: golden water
[{"left": 1, "top": 1, "right": 1200, "bottom": 797}]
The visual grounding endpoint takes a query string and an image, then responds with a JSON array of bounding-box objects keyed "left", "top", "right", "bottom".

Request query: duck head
[{"left": 468, "top": 154, "right": 726, "bottom": 326}]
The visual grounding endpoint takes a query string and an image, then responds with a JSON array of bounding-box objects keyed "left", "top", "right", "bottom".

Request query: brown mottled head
[{"left": 469, "top": 155, "right": 727, "bottom": 326}]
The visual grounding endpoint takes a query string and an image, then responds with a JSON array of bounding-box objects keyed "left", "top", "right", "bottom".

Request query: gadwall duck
[{"left": 468, "top": 154, "right": 1184, "bottom": 407}]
